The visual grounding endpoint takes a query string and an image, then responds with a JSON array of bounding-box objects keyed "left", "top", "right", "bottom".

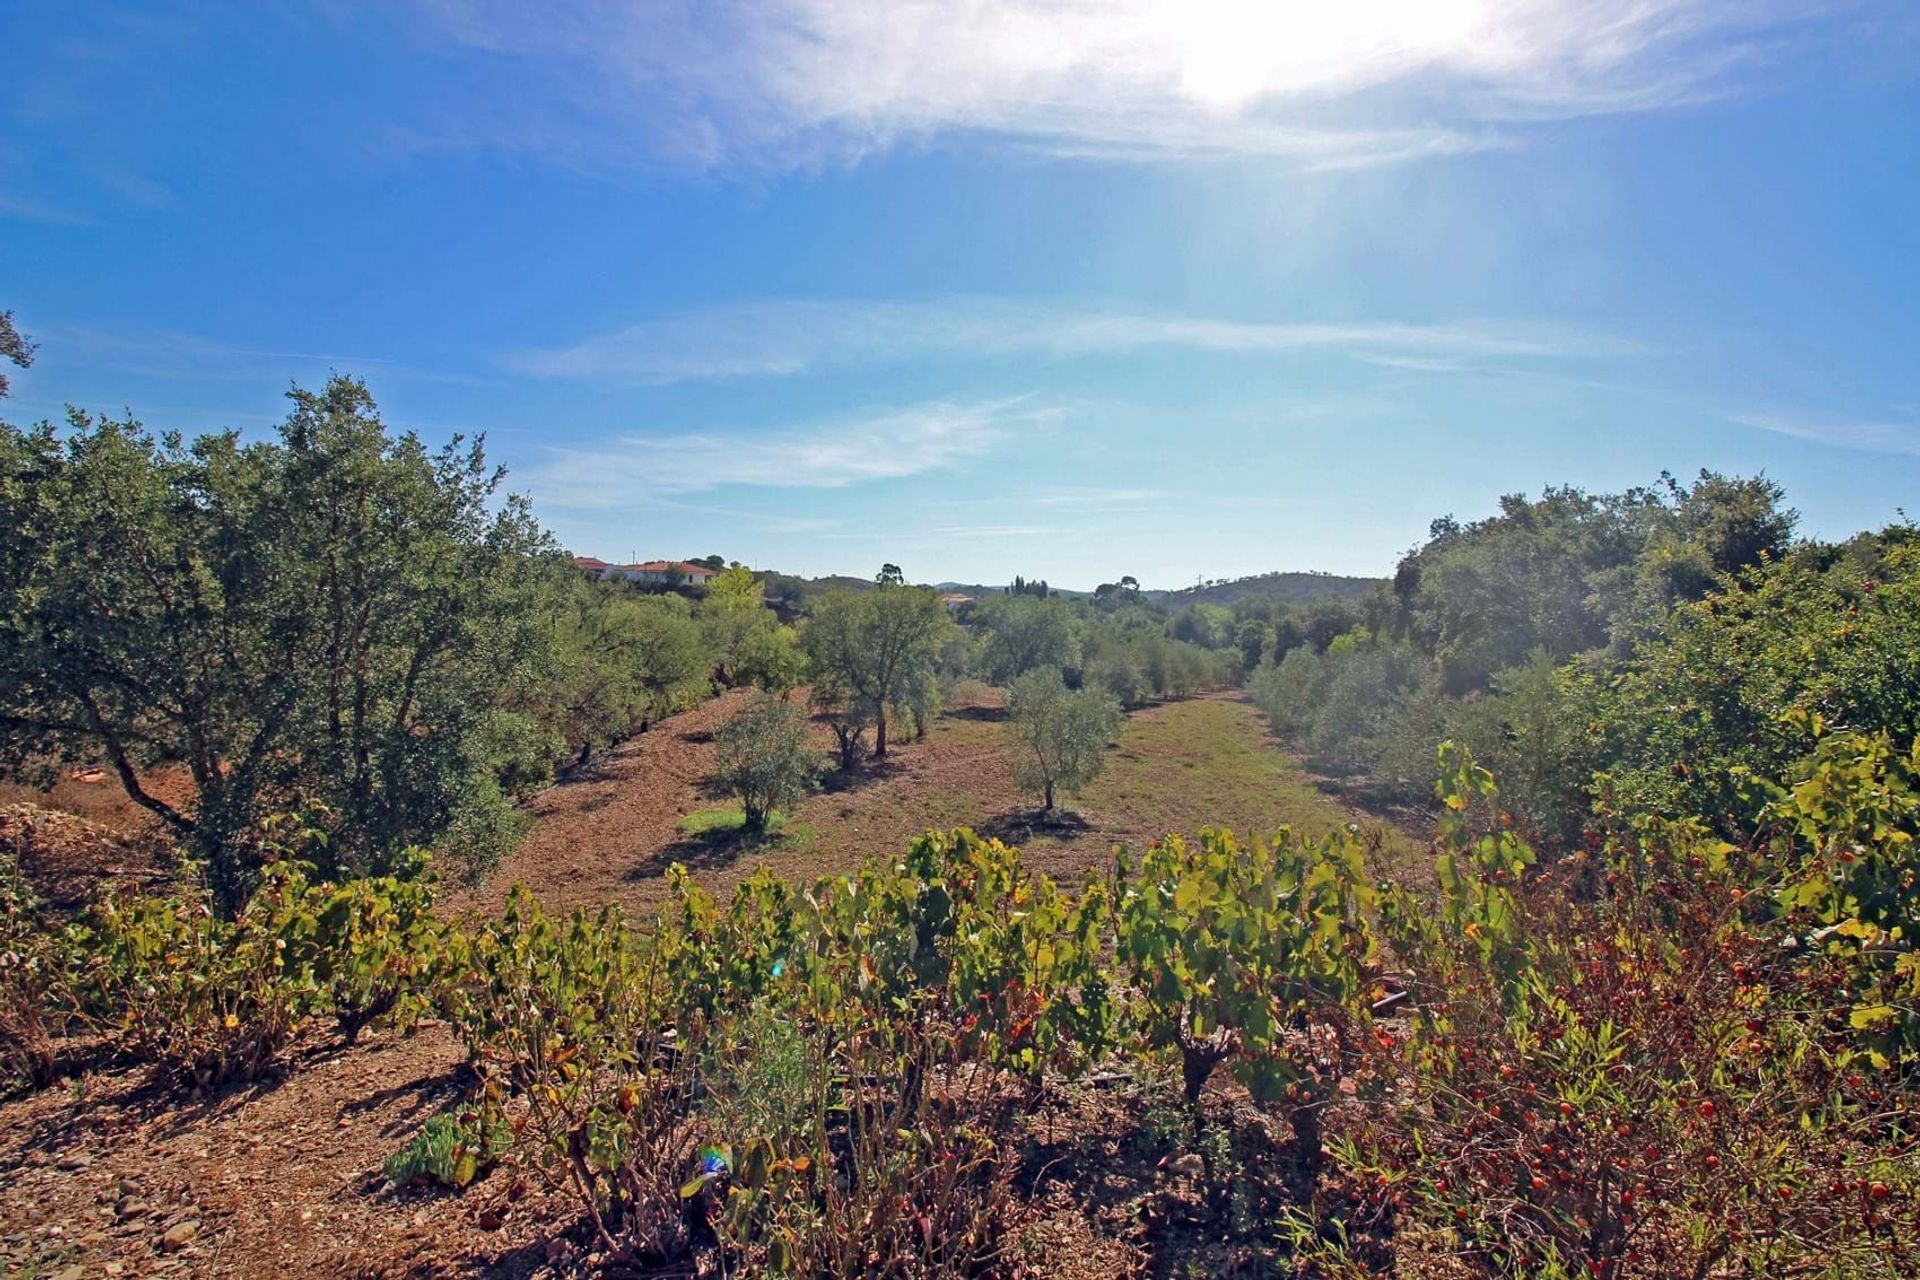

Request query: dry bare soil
[{"left": 0, "top": 687, "right": 1419, "bottom": 1280}]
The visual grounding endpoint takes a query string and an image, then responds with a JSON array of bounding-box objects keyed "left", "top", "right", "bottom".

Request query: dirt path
[{"left": 451, "top": 688, "right": 765, "bottom": 918}]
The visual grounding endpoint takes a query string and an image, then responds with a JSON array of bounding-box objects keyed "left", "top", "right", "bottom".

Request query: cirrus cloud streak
[
  {"left": 524, "top": 397, "right": 1058, "bottom": 508},
  {"left": 511, "top": 296, "right": 1638, "bottom": 384}
]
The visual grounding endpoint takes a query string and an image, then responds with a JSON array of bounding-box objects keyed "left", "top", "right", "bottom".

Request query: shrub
[
  {"left": 657, "top": 866, "right": 799, "bottom": 1029},
  {"left": 671, "top": 833, "right": 1083, "bottom": 1272},
  {"left": 79, "top": 854, "right": 448, "bottom": 1088},
  {"left": 288, "top": 860, "right": 443, "bottom": 1045},
  {"left": 713, "top": 693, "right": 819, "bottom": 831},
  {"left": 1303, "top": 639, "right": 1424, "bottom": 775},
  {"left": 86, "top": 866, "right": 311, "bottom": 1090},
  {"left": 1084, "top": 653, "right": 1147, "bottom": 708},
  {"left": 1351, "top": 743, "right": 1920, "bottom": 1279},
  {"left": 1591, "top": 539, "right": 1920, "bottom": 835},
  {"left": 793, "top": 831, "right": 1112, "bottom": 1055},
  {"left": 715, "top": 1019, "right": 1017, "bottom": 1278},
  {"left": 0, "top": 852, "right": 75, "bottom": 1090},
  {"left": 441, "top": 891, "right": 698, "bottom": 1261},
  {"left": 1760, "top": 725, "right": 1920, "bottom": 1065},
  {"left": 1248, "top": 647, "right": 1324, "bottom": 733}
]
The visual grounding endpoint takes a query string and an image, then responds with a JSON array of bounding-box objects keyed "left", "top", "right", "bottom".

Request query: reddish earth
[
  {"left": 0, "top": 1025, "right": 586, "bottom": 1280},
  {"left": 457, "top": 683, "right": 1027, "bottom": 921},
  {"left": 452, "top": 687, "right": 762, "bottom": 919}
]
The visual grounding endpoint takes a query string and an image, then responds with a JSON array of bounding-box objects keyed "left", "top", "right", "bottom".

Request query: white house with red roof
[{"left": 572, "top": 556, "right": 717, "bottom": 588}]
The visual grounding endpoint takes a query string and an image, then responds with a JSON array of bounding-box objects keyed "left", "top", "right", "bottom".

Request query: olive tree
[
  {"left": 1003, "top": 668, "right": 1124, "bottom": 812},
  {"left": 698, "top": 566, "right": 785, "bottom": 687},
  {"left": 809, "top": 671, "right": 871, "bottom": 772},
  {"left": 801, "top": 584, "right": 944, "bottom": 758},
  {"left": 713, "top": 693, "right": 817, "bottom": 831},
  {"left": 542, "top": 586, "right": 711, "bottom": 767}
]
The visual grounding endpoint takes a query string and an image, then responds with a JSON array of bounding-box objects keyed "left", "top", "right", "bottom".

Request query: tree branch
[{"left": 76, "top": 690, "right": 194, "bottom": 834}]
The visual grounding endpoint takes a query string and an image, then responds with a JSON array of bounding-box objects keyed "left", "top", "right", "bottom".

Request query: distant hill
[
  {"left": 934, "top": 582, "right": 1095, "bottom": 602},
  {"left": 1149, "top": 570, "right": 1382, "bottom": 608}
]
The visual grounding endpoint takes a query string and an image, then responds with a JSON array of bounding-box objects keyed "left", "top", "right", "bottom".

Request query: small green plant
[
  {"left": 384, "top": 1105, "right": 511, "bottom": 1189},
  {"left": 674, "top": 806, "right": 813, "bottom": 848},
  {"left": 716, "top": 1018, "right": 1017, "bottom": 1278},
  {"left": 699, "top": 997, "right": 820, "bottom": 1156}
]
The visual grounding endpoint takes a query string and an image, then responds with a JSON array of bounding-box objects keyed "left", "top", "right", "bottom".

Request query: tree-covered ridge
[
  {"left": 1250, "top": 469, "right": 1920, "bottom": 847},
  {"left": 1152, "top": 568, "right": 1382, "bottom": 608}
]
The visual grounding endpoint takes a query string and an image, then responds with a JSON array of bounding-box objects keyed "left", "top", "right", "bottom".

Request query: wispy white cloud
[
  {"left": 511, "top": 296, "right": 1634, "bottom": 384},
  {"left": 412, "top": 0, "right": 1824, "bottom": 171},
  {"left": 1728, "top": 408, "right": 1920, "bottom": 456},
  {"left": 525, "top": 398, "right": 1054, "bottom": 508}
]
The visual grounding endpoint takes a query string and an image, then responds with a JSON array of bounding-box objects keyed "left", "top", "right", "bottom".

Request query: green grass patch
[
  {"left": 1035, "top": 694, "right": 1421, "bottom": 873},
  {"left": 676, "top": 806, "right": 815, "bottom": 848}
]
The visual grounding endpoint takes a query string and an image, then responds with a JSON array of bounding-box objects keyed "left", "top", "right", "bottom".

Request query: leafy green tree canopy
[
  {"left": 978, "top": 595, "right": 1081, "bottom": 683},
  {"left": 802, "top": 584, "right": 944, "bottom": 758},
  {"left": 0, "top": 376, "right": 553, "bottom": 908},
  {"left": 0, "top": 310, "right": 34, "bottom": 400}
]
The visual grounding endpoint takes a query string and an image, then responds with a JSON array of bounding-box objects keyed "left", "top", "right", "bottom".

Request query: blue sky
[{"left": 3, "top": 2, "right": 1917, "bottom": 588}]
